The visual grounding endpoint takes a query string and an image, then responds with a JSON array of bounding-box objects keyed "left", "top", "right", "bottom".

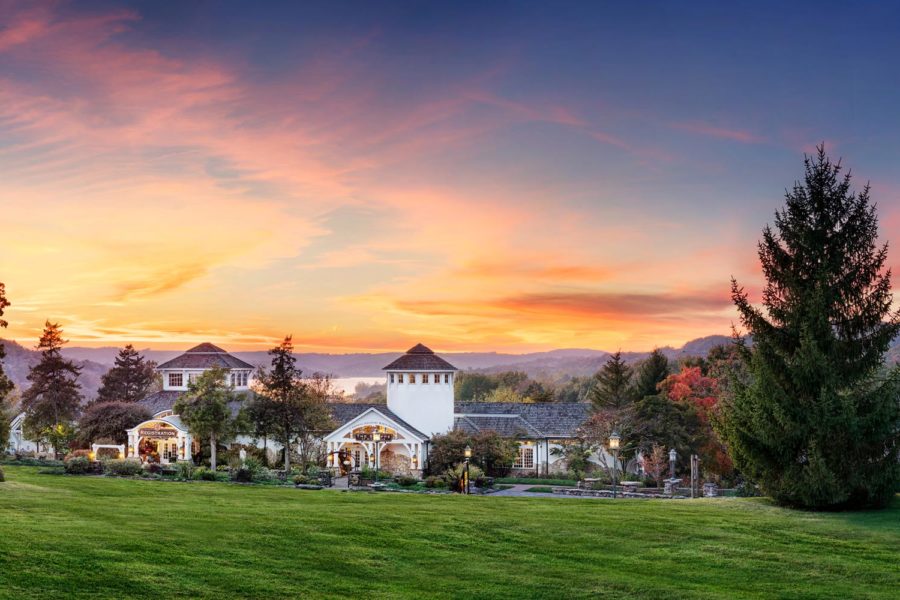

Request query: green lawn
[{"left": 1, "top": 466, "right": 898, "bottom": 599}]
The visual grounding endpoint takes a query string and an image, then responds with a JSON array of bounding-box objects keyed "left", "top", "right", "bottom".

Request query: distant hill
[{"left": 0, "top": 339, "right": 108, "bottom": 409}]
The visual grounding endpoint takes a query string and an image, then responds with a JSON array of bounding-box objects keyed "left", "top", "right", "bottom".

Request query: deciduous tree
[
  {"left": 0, "top": 283, "right": 12, "bottom": 449},
  {"left": 76, "top": 401, "right": 152, "bottom": 446},
  {"left": 174, "top": 366, "right": 241, "bottom": 470},
  {"left": 724, "top": 147, "right": 900, "bottom": 509}
]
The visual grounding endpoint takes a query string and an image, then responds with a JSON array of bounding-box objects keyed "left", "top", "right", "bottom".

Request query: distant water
[{"left": 332, "top": 376, "right": 384, "bottom": 395}]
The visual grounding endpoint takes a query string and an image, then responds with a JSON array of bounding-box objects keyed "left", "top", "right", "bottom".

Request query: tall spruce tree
[
  {"left": 590, "top": 351, "right": 634, "bottom": 411},
  {"left": 632, "top": 349, "right": 670, "bottom": 399},
  {"left": 21, "top": 321, "right": 83, "bottom": 457},
  {"left": 723, "top": 147, "right": 900, "bottom": 509},
  {"left": 96, "top": 344, "right": 157, "bottom": 404}
]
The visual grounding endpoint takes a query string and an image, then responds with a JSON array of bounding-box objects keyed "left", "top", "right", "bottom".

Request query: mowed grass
[{"left": 0, "top": 466, "right": 898, "bottom": 599}]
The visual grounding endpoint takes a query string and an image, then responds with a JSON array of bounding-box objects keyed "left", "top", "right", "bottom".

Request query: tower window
[
  {"left": 168, "top": 373, "right": 183, "bottom": 387},
  {"left": 444, "top": 373, "right": 451, "bottom": 384},
  {"left": 422, "top": 373, "right": 429, "bottom": 384},
  {"left": 390, "top": 373, "right": 395, "bottom": 384},
  {"left": 409, "top": 373, "right": 416, "bottom": 384}
]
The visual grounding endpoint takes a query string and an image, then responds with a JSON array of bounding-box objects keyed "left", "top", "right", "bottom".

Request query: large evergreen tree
[
  {"left": 95, "top": 344, "right": 157, "bottom": 404},
  {"left": 632, "top": 349, "right": 670, "bottom": 399},
  {"left": 21, "top": 321, "right": 83, "bottom": 456},
  {"left": 723, "top": 147, "right": 900, "bottom": 509},
  {"left": 77, "top": 401, "right": 152, "bottom": 446},
  {"left": 174, "top": 366, "right": 241, "bottom": 470},
  {"left": 590, "top": 351, "right": 634, "bottom": 411}
]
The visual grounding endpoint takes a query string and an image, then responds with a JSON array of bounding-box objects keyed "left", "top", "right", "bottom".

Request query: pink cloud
[{"left": 671, "top": 121, "right": 766, "bottom": 144}]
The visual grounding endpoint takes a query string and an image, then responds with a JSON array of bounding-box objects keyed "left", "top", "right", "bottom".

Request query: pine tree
[
  {"left": 590, "top": 351, "right": 634, "bottom": 411},
  {"left": 632, "top": 349, "right": 670, "bottom": 399},
  {"left": 254, "top": 336, "right": 331, "bottom": 471},
  {"left": 723, "top": 147, "right": 900, "bottom": 509},
  {"left": 174, "top": 366, "right": 240, "bottom": 470},
  {"left": 95, "top": 344, "right": 157, "bottom": 404},
  {"left": 21, "top": 321, "right": 83, "bottom": 457}
]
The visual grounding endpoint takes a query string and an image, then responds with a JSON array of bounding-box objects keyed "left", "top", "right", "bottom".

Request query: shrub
[
  {"left": 174, "top": 461, "right": 195, "bottom": 480},
  {"left": 424, "top": 475, "right": 446, "bottom": 489},
  {"left": 103, "top": 459, "right": 143, "bottom": 477},
  {"left": 64, "top": 456, "right": 92, "bottom": 475},
  {"left": 293, "top": 474, "right": 308, "bottom": 485},
  {"left": 396, "top": 475, "right": 419, "bottom": 487},
  {"left": 146, "top": 463, "right": 162, "bottom": 475},
  {"left": 232, "top": 467, "right": 253, "bottom": 483},
  {"left": 443, "top": 463, "right": 485, "bottom": 492},
  {"left": 0, "top": 465, "right": 4, "bottom": 482},
  {"left": 64, "top": 449, "right": 92, "bottom": 462},
  {"left": 193, "top": 467, "right": 217, "bottom": 481}
]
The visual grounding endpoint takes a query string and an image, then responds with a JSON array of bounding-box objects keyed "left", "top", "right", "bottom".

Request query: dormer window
[{"left": 168, "top": 373, "right": 183, "bottom": 387}]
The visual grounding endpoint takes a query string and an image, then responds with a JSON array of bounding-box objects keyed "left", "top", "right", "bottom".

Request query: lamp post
[
  {"left": 669, "top": 448, "right": 677, "bottom": 480},
  {"left": 463, "top": 444, "right": 472, "bottom": 495},
  {"left": 372, "top": 431, "right": 381, "bottom": 484},
  {"left": 609, "top": 431, "right": 620, "bottom": 499}
]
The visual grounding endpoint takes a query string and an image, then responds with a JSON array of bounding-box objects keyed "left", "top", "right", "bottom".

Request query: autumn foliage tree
[
  {"left": 660, "top": 366, "right": 732, "bottom": 480},
  {"left": 640, "top": 443, "right": 668, "bottom": 487}
]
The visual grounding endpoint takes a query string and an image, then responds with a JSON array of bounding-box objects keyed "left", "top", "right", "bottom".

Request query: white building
[{"left": 9, "top": 341, "right": 616, "bottom": 475}]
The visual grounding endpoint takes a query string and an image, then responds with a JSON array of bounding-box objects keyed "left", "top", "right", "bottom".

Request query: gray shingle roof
[
  {"left": 156, "top": 343, "right": 255, "bottom": 370},
  {"left": 382, "top": 343, "right": 457, "bottom": 372},
  {"left": 453, "top": 402, "right": 591, "bottom": 438},
  {"left": 328, "top": 403, "right": 428, "bottom": 439}
]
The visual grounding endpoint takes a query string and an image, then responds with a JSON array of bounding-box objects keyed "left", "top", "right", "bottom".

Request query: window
[
  {"left": 231, "top": 371, "right": 248, "bottom": 387},
  {"left": 433, "top": 373, "right": 440, "bottom": 383},
  {"left": 513, "top": 445, "right": 535, "bottom": 470},
  {"left": 422, "top": 373, "right": 429, "bottom": 384},
  {"left": 444, "top": 373, "right": 451, "bottom": 384},
  {"left": 409, "top": 373, "right": 416, "bottom": 384},
  {"left": 390, "top": 373, "right": 395, "bottom": 384},
  {"left": 168, "top": 373, "right": 183, "bottom": 387},
  {"left": 397, "top": 373, "right": 404, "bottom": 384}
]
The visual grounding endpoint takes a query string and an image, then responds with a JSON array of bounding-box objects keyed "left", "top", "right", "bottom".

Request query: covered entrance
[
  {"left": 323, "top": 407, "right": 427, "bottom": 476},
  {"left": 126, "top": 413, "right": 194, "bottom": 465}
]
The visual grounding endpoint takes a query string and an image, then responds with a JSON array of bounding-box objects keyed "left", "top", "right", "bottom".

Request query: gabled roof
[
  {"left": 328, "top": 403, "right": 428, "bottom": 439},
  {"left": 156, "top": 343, "right": 255, "bottom": 370},
  {"left": 453, "top": 402, "right": 591, "bottom": 438},
  {"left": 382, "top": 343, "right": 458, "bottom": 372}
]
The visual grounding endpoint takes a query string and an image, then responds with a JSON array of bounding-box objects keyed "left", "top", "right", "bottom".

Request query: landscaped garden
[{"left": 1, "top": 465, "right": 897, "bottom": 599}]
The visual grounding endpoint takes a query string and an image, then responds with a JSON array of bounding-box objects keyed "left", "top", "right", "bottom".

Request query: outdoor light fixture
[
  {"left": 609, "top": 432, "right": 621, "bottom": 499},
  {"left": 372, "top": 431, "right": 382, "bottom": 484},
  {"left": 463, "top": 445, "right": 472, "bottom": 494},
  {"left": 608, "top": 432, "right": 620, "bottom": 451}
]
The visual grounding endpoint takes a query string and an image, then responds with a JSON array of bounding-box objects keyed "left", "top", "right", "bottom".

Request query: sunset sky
[{"left": 2, "top": 1, "right": 900, "bottom": 352}]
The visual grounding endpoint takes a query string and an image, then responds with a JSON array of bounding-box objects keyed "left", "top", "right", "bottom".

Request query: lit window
[
  {"left": 168, "top": 373, "right": 183, "bottom": 387},
  {"left": 410, "top": 373, "right": 417, "bottom": 384},
  {"left": 513, "top": 446, "right": 534, "bottom": 470}
]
